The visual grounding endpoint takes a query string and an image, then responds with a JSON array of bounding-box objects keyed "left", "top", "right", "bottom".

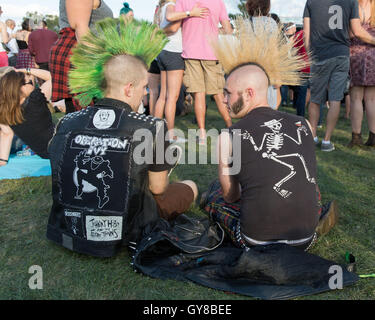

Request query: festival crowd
[{"left": 0, "top": 0, "right": 374, "bottom": 258}]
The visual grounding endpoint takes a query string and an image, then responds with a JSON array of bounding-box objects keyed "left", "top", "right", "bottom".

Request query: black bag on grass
[{"left": 133, "top": 215, "right": 359, "bottom": 300}]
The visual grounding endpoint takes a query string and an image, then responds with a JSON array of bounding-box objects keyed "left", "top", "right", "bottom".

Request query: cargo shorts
[{"left": 183, "top": 59, "right": 225, "bottom": 95}]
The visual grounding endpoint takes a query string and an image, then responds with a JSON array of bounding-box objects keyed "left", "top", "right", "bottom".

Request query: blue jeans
[{"left": 281, "top": 85, "right": 289, "bottom": 105}]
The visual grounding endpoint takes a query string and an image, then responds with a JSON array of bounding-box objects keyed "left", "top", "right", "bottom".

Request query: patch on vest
[
  {"left": 87, "top": 108, "right": 123, "bottom": 130},
  {"left": 71, "top": 135, "right": 130, "bottom": 156},
  {"left": 93, "top": 109, "right": 116, "bottom": 129},
  {"left": 64, "top": 210, "right": 84, "bottom": 236},
  {"left": 86, "top": 216, "right": 123, "bottom": 241},
  {"left": 60, "top": 132, "right": 132, "bottom": 212}
]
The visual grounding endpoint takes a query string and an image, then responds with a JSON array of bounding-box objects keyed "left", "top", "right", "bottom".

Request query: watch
[{"left": 186, "top": 11, "right": 190, "bottom": 17}]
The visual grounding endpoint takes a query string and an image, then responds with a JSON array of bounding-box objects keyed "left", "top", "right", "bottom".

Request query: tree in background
[
  {"left": 44, "top": 14, "right": 59, "bottom": 32},
  {"left": 237, "top": 0, "right": 247, "bottom": 14},
  {"left": 229, "top": 0, "right": 247, "bottom": 20},
  {"left": 23, "top": 11, "right": 59, "bottom": 33}
]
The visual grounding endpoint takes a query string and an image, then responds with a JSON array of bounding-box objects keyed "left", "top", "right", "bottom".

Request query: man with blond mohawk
[{"left": 201, "top": 17, "right": 338, "bottom": 251}]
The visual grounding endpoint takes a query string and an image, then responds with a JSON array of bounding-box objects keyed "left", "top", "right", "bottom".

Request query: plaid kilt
[
  {"left": 202, "top": 180, "right": 321, "bottom": 251},
  {"left": 49, "top": 28, "right": 77, "bottom": 103},
  {"left": 202, "top": 181, "right": 247, "bottom": 249},
  {"left": 15, "top": 49, "right": 34, "bottom": 69}
]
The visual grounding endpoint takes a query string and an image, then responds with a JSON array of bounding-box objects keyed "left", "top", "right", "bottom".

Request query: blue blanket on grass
[{"left": 0, "top": 155, "right": 51, "bottom": 180}]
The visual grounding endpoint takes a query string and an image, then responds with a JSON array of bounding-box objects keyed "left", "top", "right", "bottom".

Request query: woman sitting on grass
[{"left": 0, "top": 67, "right": 54, "bottom": 166}]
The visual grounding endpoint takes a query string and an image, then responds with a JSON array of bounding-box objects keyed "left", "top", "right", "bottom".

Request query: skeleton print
[{"left": 240, "top": 119, "right": 316, "bottom": 199}]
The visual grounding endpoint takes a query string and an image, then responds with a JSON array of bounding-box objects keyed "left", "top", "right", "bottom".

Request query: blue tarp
[{"left": 0, "top": 155, "right": 51, "bottom": 180}]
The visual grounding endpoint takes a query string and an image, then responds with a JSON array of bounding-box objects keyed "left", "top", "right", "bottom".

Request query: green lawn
[{"left": 0, "top": 101, "right": 374, "bottom": 300}]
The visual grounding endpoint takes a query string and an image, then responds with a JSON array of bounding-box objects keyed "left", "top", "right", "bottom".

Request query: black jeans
[{"left": 289, "top": 85, "right": 308, "bottom": 117}]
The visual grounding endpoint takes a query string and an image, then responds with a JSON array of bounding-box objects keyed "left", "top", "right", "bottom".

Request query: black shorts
[
  {"left": 148, "top": 59, "right": 160, "bottom": 74},
  {"left": 157, "top": 50, "right": 185, "bottom": 71}
]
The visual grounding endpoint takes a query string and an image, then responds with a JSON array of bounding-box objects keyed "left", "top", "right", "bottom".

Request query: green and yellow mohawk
[{"left": 69, "top": 17, "right": 168, "bottom": 107}]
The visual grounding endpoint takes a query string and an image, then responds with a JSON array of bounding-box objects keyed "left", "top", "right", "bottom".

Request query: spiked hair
[
  {"left": 210, "top": 16, "right": 310, "bottom": 87},
  {"left": 69, "top": 17, "right": 168, "bottom": 106}
]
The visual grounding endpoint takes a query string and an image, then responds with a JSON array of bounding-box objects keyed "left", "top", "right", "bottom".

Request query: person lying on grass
[{"left": 0, "top": 67, "right": 54, "bottom": 166}]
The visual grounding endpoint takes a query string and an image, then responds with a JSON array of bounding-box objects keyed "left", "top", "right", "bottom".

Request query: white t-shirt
[
  {"left": 160, "top": 3, "right": 182, "bottom": 53},
  {"left": 6, "top": 29, "right": 19, "bottom": 57},
  {"left": 0, "top": 22, "right": 6, "bottom": 53},
  {"left": 251, "top": 16, "right": 278, "bottom": 33},
  {"left": 251, "top": 16, "right": 279, "bottom": 109},
  {"left": 267, "top": 86, "right": 279, "bottom": 110}
]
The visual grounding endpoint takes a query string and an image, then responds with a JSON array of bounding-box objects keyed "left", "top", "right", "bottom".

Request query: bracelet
[
  {"left": 26, "top": 68, "right": 31, "bottom": 76},
  {"left": 0, "top": 158, "right": 8, "bottom": 163}
]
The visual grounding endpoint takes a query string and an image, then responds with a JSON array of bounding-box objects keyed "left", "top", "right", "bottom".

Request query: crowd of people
[{"left": 0, "top": 0, "right": 374, "bottom": 258}]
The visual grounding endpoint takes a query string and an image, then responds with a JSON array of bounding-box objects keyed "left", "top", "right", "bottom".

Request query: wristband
[
  {"left": 0, "top": 158, "right": 8, "bottom": 163},
  {"left": 26, "top": 68, "right": 31, "bottom": 76}
]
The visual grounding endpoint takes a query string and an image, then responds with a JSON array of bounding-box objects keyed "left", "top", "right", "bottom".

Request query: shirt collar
[{"left": 95, "top": 98, "right": 133, "bottom": 113}]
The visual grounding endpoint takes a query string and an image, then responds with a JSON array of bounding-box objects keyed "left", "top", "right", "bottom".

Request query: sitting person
[
  {"left": 201, "top": 17, "right": 338, "bottom": 251},
  {"left": 0, "top": 66, "right": 54, "bottom": 165},
  {"left": 46, "top": 18, "right": 198, "bottom": 257}
]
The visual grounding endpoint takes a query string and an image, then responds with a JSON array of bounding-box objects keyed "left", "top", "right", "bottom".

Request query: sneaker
[
  {"left": 196, "top": 136, "right": 207, "bottom": 146},
  {"left": 169, "top": 137, "right": 187, "bottom": 144},
  {"left": 313, "top": 137, "right": 319, "bottom": 146},
  {"left": 321, "top": 141, "right": 335, "bottom": 152},
  {"left": 316, "top": 200, "right": 339, "bottom": 236}
]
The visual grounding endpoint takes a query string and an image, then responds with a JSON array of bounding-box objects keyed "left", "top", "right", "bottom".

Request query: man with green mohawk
[{"left": 46, "top": 18, "right": 198, "bottom": 258}]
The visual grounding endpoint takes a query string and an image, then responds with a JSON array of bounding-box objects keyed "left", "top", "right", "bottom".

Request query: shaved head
[
  {"left": 228, "top": 64, "right": 270, "bottom": 99},
  {"left": 224, "top": 64, "right": 271, "bottom": 118},
  {"left": 103, "top": 54, "right": 149, "bottom": 110},
  {"left": 103, "top": 54, "right": 148, "bottom": 96}
]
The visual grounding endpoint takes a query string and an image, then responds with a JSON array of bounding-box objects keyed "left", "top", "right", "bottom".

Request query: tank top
[
  {"left": 159, "top": 3, "right": 182, "bottom": 53},
  {"left": 16, "top": 40, "right": 28, "bottom": 50},
  {"left": 59, "top": 0, "right": 113, "bottom": 32},
  {"left": 230, "top": 107, "right": 319, "bottom": 242}
]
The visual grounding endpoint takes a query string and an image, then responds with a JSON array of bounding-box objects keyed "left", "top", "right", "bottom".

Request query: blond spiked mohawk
[
  {"left": 210, "top": 16, "right": 310, "bottom": 86},
  {"left": 69, "top": 17, "right": 168, "bottom": 107}
]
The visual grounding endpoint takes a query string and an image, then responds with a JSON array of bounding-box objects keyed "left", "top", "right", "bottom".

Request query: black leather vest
[{"left": 47, "top": 98, "right": 163, "bottom": 257}]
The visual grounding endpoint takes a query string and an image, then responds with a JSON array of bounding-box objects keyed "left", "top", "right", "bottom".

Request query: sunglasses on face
[{"left": 23, "top": 80, "right": 33, "bottom": 86}]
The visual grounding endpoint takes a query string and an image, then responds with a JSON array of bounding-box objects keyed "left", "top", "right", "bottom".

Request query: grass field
[{"left": 0, "top": 100, "right": 374, "bottom": 300}]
